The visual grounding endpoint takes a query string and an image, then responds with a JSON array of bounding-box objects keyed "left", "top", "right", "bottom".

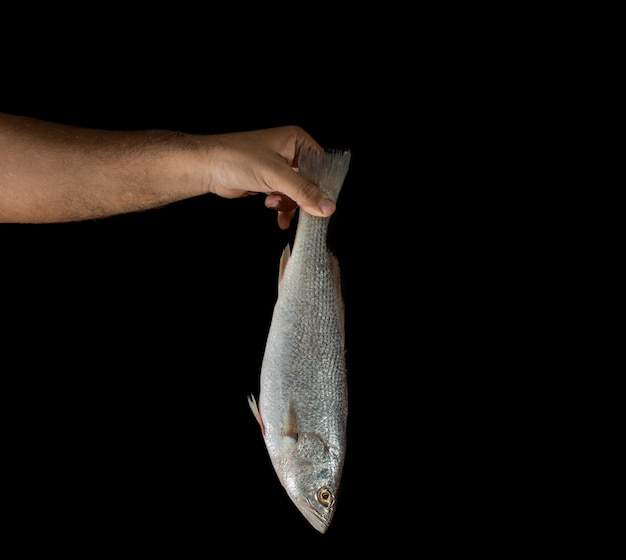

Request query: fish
[{"left": 248, "top": 146, "right": 351, "bottom": 534}]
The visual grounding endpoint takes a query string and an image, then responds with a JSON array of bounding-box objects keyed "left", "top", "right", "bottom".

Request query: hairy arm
[{"left": 0, "top": 113, "right": 333, "bottom": 225}]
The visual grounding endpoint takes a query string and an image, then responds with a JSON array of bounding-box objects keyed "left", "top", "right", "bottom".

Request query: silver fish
[{"left": 248, "top": 147, "right": 351, "bottom": 534}]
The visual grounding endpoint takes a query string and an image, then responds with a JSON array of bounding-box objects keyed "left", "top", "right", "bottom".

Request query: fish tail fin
[{"left": 298, "top": 147, "right": 352, "bottom": 202}]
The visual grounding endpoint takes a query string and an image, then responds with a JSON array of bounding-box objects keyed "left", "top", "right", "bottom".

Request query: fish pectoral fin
[
  {"left": 284, "top": 400, "right": 299, "bottom": 441},
  {"left": 247, "top": 394, "right": 266, "bottom": 434}
]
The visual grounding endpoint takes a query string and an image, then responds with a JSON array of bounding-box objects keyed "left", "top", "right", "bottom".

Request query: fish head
[{"left": 275, "top": 431, "right": 344, "bottom": 534}]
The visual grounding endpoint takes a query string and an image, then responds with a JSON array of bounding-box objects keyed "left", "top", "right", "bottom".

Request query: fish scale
[{"left": 248, "top": 147, "right": 351, "bottom": 533}]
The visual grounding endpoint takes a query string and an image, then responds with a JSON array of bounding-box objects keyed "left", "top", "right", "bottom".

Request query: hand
[
  {"left": 1, "top": 113, "right": 335, "bottom": 225},
  {"left": 204, "top": 125, "right": 336, "bottom": 229}
]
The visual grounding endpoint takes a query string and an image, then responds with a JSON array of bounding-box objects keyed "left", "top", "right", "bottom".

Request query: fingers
[
  {"left": 264, "top": 190, "right": 336, "bottom": 229},
  {"left": 264, "top": 164, "right": 337, "bottom": 228},
  {"left": 266, "top": 191, "right": 333, "bottom": 230},
  {"left": 272, "top": 125, "right": 324, "bottom": 167},
  {"left": 207, "top": 126, "right": 336, "bottom": 227},
  {"left": 269, "top": 164, "right": 336, "bottom": 220},
  {"left": 265, "top": 193, "right": 297, "bottom": 229},
  {"left": 265, "top": 192, "right": 296, "bottom": 213},
  {"left": 267, "top": 127, "right": 336, "bottom": 218},
  {"left": 277, "top": 209, "right": 296, "bottom": 230},
  {"left": 294, "top": 178, "right": 336, "bottom": 218}
]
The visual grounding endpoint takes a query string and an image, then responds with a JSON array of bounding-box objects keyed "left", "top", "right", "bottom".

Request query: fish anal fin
[{"left": 247, "top": 394, "right": 266, "bottom": 434}]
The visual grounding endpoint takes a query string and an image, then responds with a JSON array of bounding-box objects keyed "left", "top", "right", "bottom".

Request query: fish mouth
[{"left": 295, "top": 497, "right": 332, "bottom": 534}]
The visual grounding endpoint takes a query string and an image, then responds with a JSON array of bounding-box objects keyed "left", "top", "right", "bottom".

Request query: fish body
[{"left": 248, "top": 147, "right": 351, "bottom": 533}]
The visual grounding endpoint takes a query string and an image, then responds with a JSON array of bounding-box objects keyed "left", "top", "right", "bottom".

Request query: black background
[
  {"left": 1, "top": 15, "right": 411, "bottom": 554},
  {"left": 1, "top": 11, "right": 521, "bottom": 555}
]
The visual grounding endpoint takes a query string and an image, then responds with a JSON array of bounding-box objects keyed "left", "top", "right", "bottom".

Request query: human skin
[{"left": 0, "top": 113, "right": 336, "bottom": 228}]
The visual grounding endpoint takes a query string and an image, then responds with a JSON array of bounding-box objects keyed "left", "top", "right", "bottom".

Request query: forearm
[{"left": 0, "top": 113, "right": 208, "bottom": 223}]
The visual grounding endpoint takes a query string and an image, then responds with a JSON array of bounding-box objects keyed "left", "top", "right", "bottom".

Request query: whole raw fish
[{"left": 248, "top": 146, "right": 351, "bottom": 533}]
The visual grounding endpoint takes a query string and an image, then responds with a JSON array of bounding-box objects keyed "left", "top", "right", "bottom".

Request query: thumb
[{"left": 277, "top": 168, "right": 336, "bottom": 218}]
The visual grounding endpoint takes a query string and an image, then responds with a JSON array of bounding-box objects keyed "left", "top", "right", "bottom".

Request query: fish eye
[{"left": 316, "top": 486, "right": 334, "bottom": 507}]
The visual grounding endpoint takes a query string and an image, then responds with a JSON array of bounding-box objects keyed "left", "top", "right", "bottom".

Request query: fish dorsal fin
[
  {"left": 284, "top": 400, "right": 299, "bottom": 441},
  {"left": 278, "top": 244, "right": 291, "bottom": 289}
]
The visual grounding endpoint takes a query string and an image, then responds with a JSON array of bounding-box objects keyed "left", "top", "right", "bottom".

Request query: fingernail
[{"left": 319, "top": 198, "right": 335, "bottom": 216}]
